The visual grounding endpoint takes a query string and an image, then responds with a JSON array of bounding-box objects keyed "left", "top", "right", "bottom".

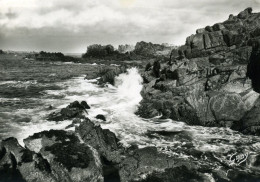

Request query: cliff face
[
  {"left": 137, "top": 8, "right": 260, "bottom": 135},
  {"left": 182, "top": 7, "right": 259, "bottom": 61}
]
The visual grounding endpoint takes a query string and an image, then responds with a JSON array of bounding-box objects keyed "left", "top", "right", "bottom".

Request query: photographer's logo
[{"left": 228, "top": 152, "right": 248, "bottom": 166}]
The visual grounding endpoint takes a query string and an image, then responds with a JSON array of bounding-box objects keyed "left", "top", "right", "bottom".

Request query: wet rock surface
[
  {"left": 47, "top": 101, "right": 90, "bottom": 121},
  {"left": 137, "top": 8, "right": 260, "bottom": 135},
  {"left": 23, "top": 130, "right": 103, "bottom": 182},
  {"left": 76, "top": 118, "right": 122, "bottom": 164},
  {"left": 1, "top": 111, "right": 260, "bottom": 181}
]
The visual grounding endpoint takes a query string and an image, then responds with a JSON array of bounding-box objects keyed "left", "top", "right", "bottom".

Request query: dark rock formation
[
  {"left": 23, "top": 130, "right": 103, "bottom": 182},
  {"left": 48, "top": 101, "right": 90, "bottom": 121},
  {"left": 35, "top": 51, "right": 78, "bottom": 62},
  {"left": 96, "top": 114, "right": 106, "bottom": 121},
  {"left": 76, "top": 118, "right": 122, "bottom": 164},
  {"left": 137, "top": 8, "right": 260, "bottom": 132},
  {"left": 0, "top": 137, "right": 56, "bottom": 182},
  {"left": 97, "top": 66, "right": 127, "bottom": 85},
  {"left": 247, "top": 39, "right": 260, "bottom": 93},
  {"left": 82, "top": 44, "right": 117, "bottom": 58},
  {"left": 118, "top": 147, "right": 215, "bottom": 182},
  {"left": 1, "top": 117, "right": 260, "bottom": 181}
]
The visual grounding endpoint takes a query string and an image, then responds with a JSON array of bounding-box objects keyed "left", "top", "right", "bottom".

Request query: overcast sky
[{"left": 0, "top": 0, "right": 260, "bottom": 53}]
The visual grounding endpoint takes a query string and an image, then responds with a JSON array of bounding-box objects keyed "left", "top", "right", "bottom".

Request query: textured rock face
[
  {"left": 98, "top": 66, "right": 126, "bottom": 85},
  {"left": 180, "top": 7, "right": 260, "bottom": 60},
  {"left": 232, "top": 98, "right": 260, "bottom": 135},
  {"left": 118, "top": 147, "right": 213, "bottom": 182},
  {"left": 209, "top": 93, "right": 247, "bottom": 125},
  {"left": 23, "top": 130, "right": 103, "bottom": 182},
  {"left": 76, "top": 118, "right": 122, "bottom": 164},
  {"left": 0, "top": 137, "right": 56, "bottom": 182},
  {"left": 48, "top": 101, "right": 89, "bottom": 121},
  {"left": 138, "top": 8, "right": 260, "bottom": 132}
]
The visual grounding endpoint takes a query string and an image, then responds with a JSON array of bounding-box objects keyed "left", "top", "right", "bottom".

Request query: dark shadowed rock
[
  {"left": 98, "top": 66, "right": 126, "bottom": 85},
  {"left": 47, "top": 101, "right": 89, "bottom": 121},
  {"left": 0, "top": 137, "right": 56, "bottom": 182},
  {"left": 81, "top": 101, "right": 90, "bottom": 109},
  {"left": 24, "top": 130, "right": 103, "bottom": 182},
  {"left": 238, "top": 7, "right": 252, "bottom": 19},
  {"left": 247, "top": 39, "right": 260, "bottom": 93},
  {"left": 96, "top": 114, "right": 106, "bottom": 121},
  {"left": 76, "top": 118, "right": 122, "bottom": 163}
]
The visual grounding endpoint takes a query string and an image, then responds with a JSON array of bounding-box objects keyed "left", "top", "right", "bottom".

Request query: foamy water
[{"left": 1, "top": 67, "right": 260, "bottom": 177}]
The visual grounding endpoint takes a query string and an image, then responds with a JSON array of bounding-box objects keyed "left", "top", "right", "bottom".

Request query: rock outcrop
[
  {"left": 1, "top": 114, "right": 260, "bottom": 181},
  {"left": 24, "top": 130, "right": 103, "bottom": 182},
  {"left": 48, "top": 101, "right": 90, "bottom": 121},
  {"left": 137, "top": 8, "right": 260, "bottom": 133}
]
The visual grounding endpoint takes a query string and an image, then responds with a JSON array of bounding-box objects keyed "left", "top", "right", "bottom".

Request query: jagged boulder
[
  {"left": 96, "top": 114, "right": 106, "bottom": 121},
  {"left": 0, "top": 138, "right": 56, "bottom": 182},
  {"left": 76, "top": 118, "right": 122, "bottom": 163},
  {"left": 47, "top": 101, "right": 89, "bottom": 121},
  {"left": 238, "top": 7, "right": 252, "bottom": 19},
  {"left": 23, "top": 130, "right": 103, "bottom": 182},
  {"left": 98, "top": 66, "right": 126, "bottom": 85}
]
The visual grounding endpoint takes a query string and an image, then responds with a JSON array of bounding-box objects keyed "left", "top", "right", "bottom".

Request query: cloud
[{"left": 0, "top": 0, "right": 260, "bottom": 52}]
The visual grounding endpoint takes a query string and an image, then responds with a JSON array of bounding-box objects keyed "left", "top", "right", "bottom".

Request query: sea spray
[{"left": 114, "top": 67, "right": 143, "bottom": 113}]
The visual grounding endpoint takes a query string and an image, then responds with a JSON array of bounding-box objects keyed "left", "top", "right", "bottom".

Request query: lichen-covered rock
[
  {"left": 209, "top": 93, "right": 247, "bottom": 123},
  {"left": 24, "top": 130, "right": 103, "bottom": 182}
]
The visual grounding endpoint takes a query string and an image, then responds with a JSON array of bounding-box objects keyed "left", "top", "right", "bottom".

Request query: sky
[{"left": 0, "top": 0, "right": 260, "bottom": 53}]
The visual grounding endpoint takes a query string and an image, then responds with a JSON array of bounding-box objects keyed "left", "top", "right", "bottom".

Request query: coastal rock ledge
[
  {"left": 137, "top": 7, "right": 260, "bottom": 135},
  {"left": 1, "top": 117, "right": 260, "bottom": 181}
]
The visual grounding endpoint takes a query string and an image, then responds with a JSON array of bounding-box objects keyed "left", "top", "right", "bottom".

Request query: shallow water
[{"left": 1, "top": 61, "right": 260, "bottom": 179}]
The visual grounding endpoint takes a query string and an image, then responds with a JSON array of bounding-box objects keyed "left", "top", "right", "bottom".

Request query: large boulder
[
  {"left": 97, "top": 66, "right": 126, "bottom": 85},
  {"left": 0, "top": 138, "right": 56, "bottom": 182},
  {"left": 76, "top": 118, "right": 122, "bottom": 164},
  {"left": 232, "top": 98, "right": 260, "bottom": 135},
  {"left": 23, "top": 130, "right": 103, "bottom": 182},
  {"left": 47, "top": 101, "right": 89, "bottom": 121},
  {"left": 209, "top": 92, "right": 247, "bottom": 126},
  {"left": 204, "top": 31, "right": 226, "bottom": 49},
  {"left": 238, "top": 7, "right": 252, "bottom": 19}
]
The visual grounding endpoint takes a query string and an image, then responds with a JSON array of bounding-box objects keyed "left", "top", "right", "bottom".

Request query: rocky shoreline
[
  {"left": 137, "top": 7, "right": 260, "bottom": 136},
  {"left": 1, "top": 99, "right": 260, "bottom": 182},
  {"left": 1, "top": 8, "right": 260, "bottom": 182}
]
